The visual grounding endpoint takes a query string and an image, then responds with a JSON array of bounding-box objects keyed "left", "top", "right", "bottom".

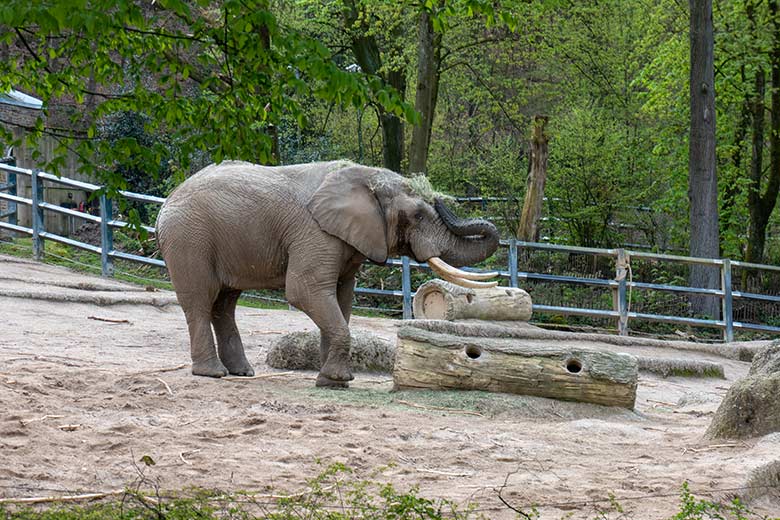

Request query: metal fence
[{"left": 2, "top": 161, "right": 780, "bottom": 341}]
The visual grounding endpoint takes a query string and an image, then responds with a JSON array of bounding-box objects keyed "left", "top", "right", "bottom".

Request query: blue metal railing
[{"left": 1, "top": 162, "right": 779, "bottom": 341}]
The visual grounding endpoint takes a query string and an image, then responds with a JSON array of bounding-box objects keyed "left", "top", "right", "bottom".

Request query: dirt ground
[{"left": 1, "top": 253, "right": 779, "bottom": 519}]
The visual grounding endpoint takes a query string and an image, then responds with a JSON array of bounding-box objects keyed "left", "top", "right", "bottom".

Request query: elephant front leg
[
  {"left": 319, "top": 274, "right": 357, "bottom": 367},
  {"left": 287, "top": 283, "right": 353, "bottom": 388}
]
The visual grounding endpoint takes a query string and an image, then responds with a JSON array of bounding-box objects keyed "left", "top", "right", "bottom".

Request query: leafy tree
[{"left": 0, "top": 0, "right": 411, "bottom": 192}]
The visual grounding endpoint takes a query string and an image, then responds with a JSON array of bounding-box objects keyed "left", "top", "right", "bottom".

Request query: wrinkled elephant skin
[{"left": 156, "top": 161, "right": 499, "bottom": 387}]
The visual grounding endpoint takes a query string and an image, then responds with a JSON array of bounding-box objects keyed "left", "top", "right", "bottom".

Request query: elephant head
[{"left": 308, "top": 165, "right": 500, "bottom": 287}]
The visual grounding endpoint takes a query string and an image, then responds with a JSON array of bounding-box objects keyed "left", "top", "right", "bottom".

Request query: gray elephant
[{"left": 156, "top": 160, "right": 499, "bottom": 387}]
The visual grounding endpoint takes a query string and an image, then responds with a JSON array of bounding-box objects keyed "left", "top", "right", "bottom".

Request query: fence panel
[{"left": 1, "top": 162, "right": 779, "bottom": 340}]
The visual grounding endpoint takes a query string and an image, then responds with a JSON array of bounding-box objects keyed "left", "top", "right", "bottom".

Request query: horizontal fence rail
[{"left": 1, "top": 161, "right": 780, "bottom": 341}]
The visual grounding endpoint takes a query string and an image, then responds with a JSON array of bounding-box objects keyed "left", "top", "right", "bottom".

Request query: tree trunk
[
  {"left": 412, "top": 279, "right": 532, "bottom": 321},
  {"left": 394, "top": 324, "right": 638, "bottom": 409},
  {"left": 688, "top": 0, "right": 720, "bottom": 318},
  {"left": 408, "top": 8, "right": 442, "bottom": 175},
  {"left": 721, "top": 64, "right": 750, "bottom": 227},
  {"left": 746, "top": 0, "right": 780, "bottom": 265},
  {"left": 517, "top": 115, "right": 549, "bottom": 241},
  {"left": 769, "top": 0, "right": 780, "bottom": 241},
  {"left": 258, "top": 14, "right": 279, "bottom": 164},
  {"left": 746, "top": 67, "right": 767, "bottom": 264},
  {"left": 345, "top": 1, "right": 406, "bottom": 173},
  {"left": 381, "top": 70, "right": 406, "bottom": 173}
]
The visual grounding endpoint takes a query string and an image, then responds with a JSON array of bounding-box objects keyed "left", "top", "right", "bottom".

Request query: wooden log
[
  {"left": 412, "top": 279, "right": 532, "bottom": 321},
  {"left": 393, "top": 324, "right": 638, "bottom": 409}
]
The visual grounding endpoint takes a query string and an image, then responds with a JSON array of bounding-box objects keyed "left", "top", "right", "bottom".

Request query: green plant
[{"left": 670, "top": 481, "right": 772, "bottom": 520}]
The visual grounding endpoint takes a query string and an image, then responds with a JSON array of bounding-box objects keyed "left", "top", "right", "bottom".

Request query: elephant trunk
[{"left": 434, "top": 198, "right": 499, "bottom": 267}]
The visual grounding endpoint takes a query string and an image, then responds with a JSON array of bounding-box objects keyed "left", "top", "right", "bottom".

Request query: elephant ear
[{"left": 307, "top": 167, "right": 388, "bottom": 263}]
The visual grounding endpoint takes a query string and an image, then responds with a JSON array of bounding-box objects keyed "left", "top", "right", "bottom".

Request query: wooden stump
[
  {"left": 412, "top": 279, "right": 532, "bottom": 321},
  {"left": 393, "top": 323, "right": 638, "bottom": 409}
]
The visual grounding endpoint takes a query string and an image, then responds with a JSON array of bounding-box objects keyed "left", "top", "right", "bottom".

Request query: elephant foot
[
  {"left": 223, "top": 358, "right": 255, "bottom": 377},
  {"left": 320, "top": 359, "right": 354, "bottom": 383},
  {"left": 192, "top": 357, "right": 228, "bottom": 378},
  {"left": 316, "top": 373, "right": 350, "bottom": 389},
  {"left": 226, "top": 364, "right": 255, "bottom": 377}
]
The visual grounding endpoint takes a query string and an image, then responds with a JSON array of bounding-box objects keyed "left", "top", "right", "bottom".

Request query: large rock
[
  {"left": 740, "top": 459, "right": 780, "bottom": 508},
  {"left": 707, "top": 342, "right": 780, "bottom": 439},
  {"left": 749, "top": 339, "right": 780, "bottom": 376},
  {"left": 266, "top": 330, "right": 395, "bottom": 373}
]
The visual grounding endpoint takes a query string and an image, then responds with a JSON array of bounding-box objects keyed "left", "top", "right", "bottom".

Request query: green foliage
[
  {"left": 0, "top": 0, "right": 414, "bottom": 190},
  {"left": 547, "top": 106, "right": 643, "bottom": 247},
  {"left": 2, "top": 477, "right": 777, "bottom": 520},
  {"left": 4, "top": 0, "right": 780, "bottom": 260},
  {"left": 670, "top": 481, "right": 761, "bottom": 520},
  {"left": 0, "top": 464, "right": 482, "bottom": 520}
]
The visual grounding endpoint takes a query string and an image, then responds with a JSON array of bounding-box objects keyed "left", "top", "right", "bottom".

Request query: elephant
[{"left": 156, "top": 160, "right": 499, "bottom": 387}]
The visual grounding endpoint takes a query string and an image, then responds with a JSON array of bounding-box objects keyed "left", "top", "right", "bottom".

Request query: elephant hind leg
[
  {"left": 182, "top": 298, "right": 228, "bottom": 378},
  {"left": 212, "top": 289, "right": 254, "bottom": 376}
]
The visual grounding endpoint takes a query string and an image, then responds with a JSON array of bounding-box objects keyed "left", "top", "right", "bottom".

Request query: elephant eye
[{"left": 414, "top": 211, "right": 424, "bottom": 222}]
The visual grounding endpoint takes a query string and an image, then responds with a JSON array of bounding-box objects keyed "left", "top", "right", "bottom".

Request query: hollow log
[
  {"left": 412, "top": 279, "right": 532, "bottom": 321},
  {"left": 393, "top": 325, "right": 638, "bottom": 409}
]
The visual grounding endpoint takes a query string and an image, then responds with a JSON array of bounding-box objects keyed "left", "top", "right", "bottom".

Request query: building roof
[{"left": 0, "top": 89, "right": 43, "bottom": 110}]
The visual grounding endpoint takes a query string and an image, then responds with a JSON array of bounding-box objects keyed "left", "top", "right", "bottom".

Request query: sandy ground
[{"left": 1, "top": 254, "right": 779, "bottom": 519}]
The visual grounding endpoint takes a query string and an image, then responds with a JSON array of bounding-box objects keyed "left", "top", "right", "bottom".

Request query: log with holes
[{"left": 393, "top": 322, "right": 638, "bottom": 409}]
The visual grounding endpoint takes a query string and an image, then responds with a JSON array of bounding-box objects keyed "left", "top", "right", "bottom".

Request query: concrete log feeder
[
  {"left": 393, "top": 323, "right": 639, "bottom": 409},
  {"left": 412, "top": 279, "right": 532, "bottom": 321}
]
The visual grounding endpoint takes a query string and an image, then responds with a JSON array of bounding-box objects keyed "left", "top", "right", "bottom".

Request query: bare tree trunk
[
  {"left": 688, "top": 0, "right": 720, "bottom": 318},
  {"left": 517, "top": 115, "right": 549, "bottom": 241},
  {"left": 408, "top": 8, "right": 442, "bottom": 175}
]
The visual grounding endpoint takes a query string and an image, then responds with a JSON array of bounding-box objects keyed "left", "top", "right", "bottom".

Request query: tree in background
[
  {"left": 0, "top": 0, "right": 412, "bottom": 191},
  {"left": 3, "top": 0, "right": 780, "bottom": 267},
  {"left": 689, "top": 0, "right": 720, "bottom": 315}
]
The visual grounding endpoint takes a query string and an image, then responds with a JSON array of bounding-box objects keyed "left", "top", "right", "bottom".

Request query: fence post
[
  {"left": 615, "top": 248, "right": 629, "bottom": 336},
  {"left": 31, "top": 169, "right": 44, "bottom": 260},
  {"left": 402, "top": 255, "right": 412, "bottom": 319},
  {"left": 2, "top": 157, "right": 17, "bottom": 226},
  {"left": 509, "top": 238, "right": 518, "bottom": 288},
  {"left": 99, "top": 192, "right": 114, "bottom": 277},
  {"left": 721, "top": 259, "right": 733, "bottom": 342}
]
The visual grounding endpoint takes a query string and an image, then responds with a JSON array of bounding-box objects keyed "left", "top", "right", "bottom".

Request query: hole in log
[
  {"left": 466, "top": 293, "right": 474, "bottom": 304},
  {"left": 465, "top": 345, "right": 482, "bottom": 359},
  {"left": 565, "top": 358, "right": 583, "bottom": 374}
]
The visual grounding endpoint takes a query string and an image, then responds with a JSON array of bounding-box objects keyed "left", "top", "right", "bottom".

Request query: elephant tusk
[
  {"left": 449, "top": 276, "right": 499, "bottom": 289},
  {"left": 427, "top": 257, "right": 499, "bottom": 281},
  {"left": 427, "top": 258, "right": 499, "bottom": 288}
]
